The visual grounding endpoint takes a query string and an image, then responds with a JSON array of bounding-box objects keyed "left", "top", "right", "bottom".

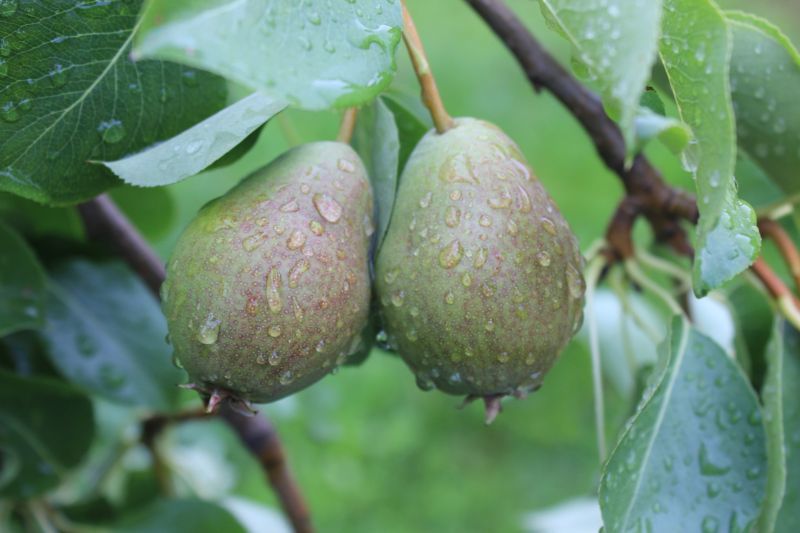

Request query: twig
[
  {"left": 77, "top": 195, "right": 313, "bottom": 533},
  {"left": 758, "top": 218, "right": 800, "bottom": 293},
  {"left": 402, "top": 0, "right": 455, "bottom": 133},
  {"left": 336, "top": 108, "right": 358, "bottom": 144}
]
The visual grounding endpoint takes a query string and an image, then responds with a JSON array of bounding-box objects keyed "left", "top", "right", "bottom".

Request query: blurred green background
[{"left": 106, "top": 1, "right": 800, "bottom": 531}]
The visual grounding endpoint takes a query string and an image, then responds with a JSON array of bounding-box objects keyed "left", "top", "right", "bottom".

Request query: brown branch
[
  {"left": 402, "top": 0, "right": 455, "bottom": 133},
  {"left": 77, "top": 194, "right": 313, "bottom": 533},
  {"left": 758, "top": 218, "right": 800, "bottom": 294},
  {"left": 336, "top": 108, "right": 358, "bottom": 144}
]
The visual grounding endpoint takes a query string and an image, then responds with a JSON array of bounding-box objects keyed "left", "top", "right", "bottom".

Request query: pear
[
  {"left": 375, "top": 118, "right": 584, "bottom": 420},
  {"left": 162, "top": 142, "right": 374, "bottom": 408}
]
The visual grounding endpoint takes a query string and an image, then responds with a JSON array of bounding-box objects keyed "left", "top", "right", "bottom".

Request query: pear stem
[
  {"left": 401, "top": 0, "right": 455, "bottom": 134},
  {"left": 336, "top": 107, "right": 358, "bottom": 144}
]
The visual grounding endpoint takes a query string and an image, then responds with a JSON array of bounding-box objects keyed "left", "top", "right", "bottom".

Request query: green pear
[
  {"left": 162, "top": 142, "right": 374, "bottom": 408},
  {"left": 375, "top": 118, "right": 584, "bottom": 420}
]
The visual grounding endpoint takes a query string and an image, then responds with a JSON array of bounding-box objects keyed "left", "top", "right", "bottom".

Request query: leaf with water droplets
[
  {"left": 599, "top": 317, "right": 767, "bottom": 532},
  {"left": 0, "top": 221, "right": 46, "bottom": 336},
  {"left": 538, "top": 0, "right": 663, "bottom": 153},
  {"left": 134, "top": 0, "right": 402, "bottom": 110},
  {"left": 98, "top": 92, "right": 286, "bottom": 186},
  {"left": 40, "top": 259, "right": 183, "bottom": 410},
  {"left": 0, "top": 0, "right": 228, "bottom": 204},
  {"left": 726, "top": 11, "right": 800, "bottom": 197},
  {"left": 0, "top": 370, "right": 94, "bottom": 499},
  {"left": 759, "top": 319, "right": 800, "bottom": 532},
  {"left": 660, "top": 0, "right": 760, "bottom": 295}
]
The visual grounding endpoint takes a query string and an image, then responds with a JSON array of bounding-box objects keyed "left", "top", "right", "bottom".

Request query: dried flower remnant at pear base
[
  {"left": 375, "top": 118, "right": 585, "bottom": 423},
  {"left": 162, "top": 142, "right": 374, "bottom": 406}
]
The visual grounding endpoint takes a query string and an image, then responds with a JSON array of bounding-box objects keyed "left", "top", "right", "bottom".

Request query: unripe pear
[
  {"left": 375, "top": 118, "right": 584, "bottom": 419},
  {"left": 163, "top": 142, "right": 374, "bottom": 408}
]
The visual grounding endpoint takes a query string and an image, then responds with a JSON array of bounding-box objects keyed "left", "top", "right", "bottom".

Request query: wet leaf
[{"left": 0, "top": 222, "right": 46, "bottom": 336}]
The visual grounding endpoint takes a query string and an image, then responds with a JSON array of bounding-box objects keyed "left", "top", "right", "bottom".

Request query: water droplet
[
  {"left": 445, "top": 206, "right": 461, "bottom": 228},
  {"left": 536, "top": 251, "right": 551, "bottom": 267},
  {"left": 479, "top": 214, "right": 493, "bottom": 227},
  {"left": 288, "top": 259, "right": 310, "bottom": 288},
  {"left": 474, "top": 247, "right": 488, "bottom": 269},
  {"left": 541, "top": 217, "right": 557, "bottom": 235},
  {"left": 438, "top": 239, "right": 463, "bottom": 269},
  {"left": 280, "top": 199, "right": 299, "bottom": 212},
  {"left": 97, "top": 119, "right": 126, "bottom": 144},
  {"left": 256, "top": 353, "right": 268, "bottom": 365},
  {"left": 391, "top": 291, "right": 404, "bottom": 307},
  {"left": 497, "top": 352, "right": 509, "bottom": 363},
  {"left": 481, "top": 282, "right": 495, "bottom": 298},
  {"left": 197, "top": 313, "right": 221, "bottom": 344},
  {"left": 461, "top": 272, "right": 472, "bottom": 287},
  {"left": 315, "top": 339, "right": 326, "bottom": 353},
  {"left": 701, "top": 515, "right": 719, "bottom": 533},
  {"left": 268, "top": 325, "right": 282, "bottom": 338},
  {"left": 267, "top": 267, "right": 283, "bottom": 313},
  {"left": 0, "top": 100, "right": 18, "bottom": 122},
  {"left": 269, "top": 351, "right": 281, "bottom": 366},
  {"left": 100, "top": 365, "right": 125, "bottom": 389},
  {"left": 243, "top": 232, "right": 266, "bottom": 251},
  {"left": 245, "top": 295, "right": 259, "bottom": 315},
  {"left": 77, "top": 333, "right": 96, "bottom": 357},
  {"left": 419, "top": 191, "right": 433, "bottom": 208},
  {"left": 698, "top": 443, "right": 731, "bottom": 476},
  {"left": 279, "top": 370, "right": 294, "bottom": 385},
  {"left": 507, "top": 219, "right": 518, "bottom": 236},
  {"left": 444, "top": 291, "right": 455, "bottom": 305},
  {"left": 516, "top": 185, "right": 532, "bottom": 213},
  {"left": 485, "top": 319, "right": 495, "bottom": 332},
  {"left": 185, "top": 139, "right": 204, "bottom": 155},
  {"left": 48, "top": 63, "right": 69, "bottom": 87},
  {"left": 313, "top": 193, "right": 343, "bottom": 222},
  {"left": 406, "top": 328, "right": 418, "bottom": 341},
  {"left": 384, "top": 269, "right": 399, "bottom": 284},
  {"left": 566, "top": 263, "right": 585, "bottom": 299},
  {"left": 416, "top": 374, "right": 435, "bottom": 391},
  {"left": 337, "top": 158, "right": 355, "bottom": 172},
  {"left": 308, "top": 220, "right": 324, "bottom": 236},
  {"left": 286, "top": 230, "right": 306, "bottom": 250},
  {"left": 488, "top": 197, "right": 512, "bottom": 209},
  {"left": 706, "top": 481, "right": 721, "bottom": 498},
  {"left": 449, "top": 189, "right": 462, "bottom": 201}
]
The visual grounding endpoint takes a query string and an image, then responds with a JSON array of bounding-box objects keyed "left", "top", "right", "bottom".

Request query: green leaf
[
  {"left": 0, "top": 193, "right": 84, "bottom": 239},
  {"left": 40, "top": 260, "right": 183, "bottom": 411},
  {"left": 113, "top": 499, "right": 245, "bottom": 533},
  {"left": 0, "top": 370, "right": 94, "bottom": 498},
  {"left": 110, "top": 186, "right": 177, "bottom": 241},
  {"left": 634, "top": 106, "right": 691, "bottom": 155},
  {"left": 600, "top": 317, "right": 767, "bottom": 532},
  {"left": 134, "top": 0, "right": 402, "bottom": 110},
  {"left": 727, "top": 12, "right": 800, "bottom": 197},
  {"left": 99, "top": 92, "right": 287, "bottom": 187},
  {"left": 659, "top": 0, "right": 760, "bottom": 295},
  {"left": 0, "top": 0, "right": 228, "bottom": 205},
  {"left": 352, "top": 97, "right": 400, "bottom": 255},
  {"left": 736, "top": 153, "right": 786, "bottom": 210},
  {"left": 0, "top": 222, "right": 46, "bottom": 336},
  {"left": 774, "top": 321, "right": 800, "bottom": 532},
  {"left": 537, "top": 0, "right": 662, "bottom": 152},
  {"left": 381, "top": 91, "right": 432, "bottom": 173}
]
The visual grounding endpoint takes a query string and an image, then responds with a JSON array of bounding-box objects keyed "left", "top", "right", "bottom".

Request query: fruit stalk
[
  {"left": 77, "top": 194, "right": 314, "bottom": 533},
  {"left": 336, "top": 107, "right": 358, "bottom": 144},
  {"left": 401, "top": 0, "right": 455, "bottom": 133}
]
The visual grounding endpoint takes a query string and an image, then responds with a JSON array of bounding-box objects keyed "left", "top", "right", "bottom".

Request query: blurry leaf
[
  {"left": 599, "top": 317, "right": 767, "bottom": 532},
  {"left": 41, "top": 260, "right": 183, "bottom": 411},
  {"left": 0, "top": 222, "right": 46, "bottom": 336},
  {"left": 99, "top": 92, "right": 287, "bottom": 187},
  {"left": 634, "top": 106, "right": 691, "bottom": 154},
  {"left": 736, "top": 153, "right": 785, "bottom": 210},
  {"left": 538, "top": 0, "right": 662, "bottom": 153},
  {"left": 110, "top": 186, "right": 176, "bottom": 241},
  {"left": 0, "top": 193, "right": 84, "bottom": 240},
  {"left": 222, "top": 497, "right": 290, "bottom": 533},
  {"left": 0, "top": 332, "right": 59, "bottom": 378},
  {"left": 352, "top": 98, "right": 400, "bottom": 255},
  {"left": 134, "top": 0, "right": 402, "bottom": 110},
  {"left": 0, "top": 0, "right": 228, "bottom": 205},
  {"left": 113, "top": 499, "right": 245, "bottom": 533},
  {"left": 725, "top": 278, "right": 774, "bottom": 384},
  {"left": 381, "top": 91, "right": 431, "bottom": 172},
  {"left": 727, "top": 12, "right": 800, "bottom": 197},
  {"left": 0, "top": 371, "right": 94, "bottom": 498},
  {"left": 773, "top": 322, "right": 800, "bottom": 532},
  {"left": 208, "top": 126, "right": 263, "bottom": 170},
  {"left": 660, "top": 0, "right": 760, "bottom": 295}
]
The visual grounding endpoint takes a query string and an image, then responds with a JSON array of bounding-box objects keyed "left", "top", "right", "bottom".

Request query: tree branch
[{"left": 77, "top": 194, "right": 313, "bottom": 533}]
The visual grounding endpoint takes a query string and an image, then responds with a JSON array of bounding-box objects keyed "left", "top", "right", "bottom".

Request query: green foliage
[
  {"left": 41, "top": 260, "right": 183, "bottom": 411},
  {"left": 0, "top": 223, "right": 46, "bottom": 336},
  {"left": 0, "top": 371, "right": 94, "bottom": 498},
  {"left": 600, "top": 317, "right": 767, "bottom": 532},
  {"left": 660, "top": 0, "right": 760, "bottom": 295},
  {"left": 0, "top": 0, "right": 228, "bottom": 205},
  {"left": 113, "top": 499, "right": 245, "bottom": 533},
  {"left": 134, "top": 0, "right": 403, "bottom": 110},
  {"left": 538, "top": 0, "right": 663, "bottom": 152},
  {"left": 101, "top": 92, "right": 287, "bottom": 187}
]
